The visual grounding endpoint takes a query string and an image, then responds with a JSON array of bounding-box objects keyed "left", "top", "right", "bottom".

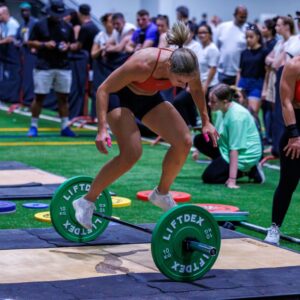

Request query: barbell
[{"left": 50, "top": 176, "right": 221, "bottom": 282}]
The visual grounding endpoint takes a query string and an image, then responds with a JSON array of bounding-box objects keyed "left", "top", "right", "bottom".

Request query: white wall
[{"left": 75, "top": 0, "right": 299, "bottom": 25}]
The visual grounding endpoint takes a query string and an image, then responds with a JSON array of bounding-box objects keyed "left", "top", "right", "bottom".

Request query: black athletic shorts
[{"left": 108, "top": 87, "right": 165, "bottom": 120}]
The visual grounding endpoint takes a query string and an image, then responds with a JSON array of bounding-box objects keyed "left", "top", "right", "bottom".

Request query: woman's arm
[
  {"left": 280, "top": 58, "right": 300, "bottom": 159},
  {"left": 261, "top": 66, "right": 271, "bottom": 100},
  {"left": 106, "top": 35, "right": 130, "bottom": 53},
  {"left": 189, "top": 76, "right": 219, "bottom": 146},
  {"left": 226, "top": 150, "right": 239, "bottom": 188},
  {"left": 235, "top": 69, "right": 241, "bottom": 87}
]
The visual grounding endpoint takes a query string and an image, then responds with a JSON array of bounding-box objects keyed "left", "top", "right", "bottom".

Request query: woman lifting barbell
[{"left": 73, "top": 22, "right": 218, "bottom": 229}]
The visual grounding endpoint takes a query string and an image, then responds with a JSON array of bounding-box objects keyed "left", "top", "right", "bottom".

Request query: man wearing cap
[
  {"left": 27, "top": 0, "right": 77, "bottom": 137},
  {"left": 16, "top": 2, "right": 37, "bottom": 46},
  {"left": 0, "top": 6, "right": 19, "bottom": 44}
]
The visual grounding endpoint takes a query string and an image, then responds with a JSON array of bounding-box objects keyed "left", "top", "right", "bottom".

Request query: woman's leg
[
  {"left": 85, "top": 107, "right": 143, "bottom": 201},
  {"left": 271, "top": 133, "right": 300, "bottom": 227},
  {"left": 142, "top": 101, "right": 192, "bottom": 194}
]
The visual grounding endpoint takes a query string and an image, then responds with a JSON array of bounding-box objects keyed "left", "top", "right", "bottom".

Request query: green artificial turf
[{"left": 0, "top": 108, "right": 299, "bottom": 252}]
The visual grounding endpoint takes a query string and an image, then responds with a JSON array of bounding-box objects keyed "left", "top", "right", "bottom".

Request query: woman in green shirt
[{"left": 193, "top": 83, "right": 264, "bottom": 188}]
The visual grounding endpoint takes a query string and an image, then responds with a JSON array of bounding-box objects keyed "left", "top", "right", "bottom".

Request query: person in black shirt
[
  {"left": 236, "top": 24, "right": 268, "bottom": 119},
  {"left": 71, "top": 4, "right": 99, "bottom": 77},
  {"left": 69, "top": 3, "right": 99, "bottom": 117},
  {"left": 27, "top": 0, "right": 77, "bottom": 137}
]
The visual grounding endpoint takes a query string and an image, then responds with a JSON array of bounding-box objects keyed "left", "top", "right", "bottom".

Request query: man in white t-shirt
[
  {"left": 216, "top": 6, "right": 248, "bottom": 85},
  {"left": 0, "top": 6, "right": 19, "bottom": 44},
  {"left": 105, "top": 12, "right": 135, "bottom": 53}
]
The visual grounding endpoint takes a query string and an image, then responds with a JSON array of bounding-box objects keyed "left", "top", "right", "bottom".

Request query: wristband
[
  {"left": 229, "top": 177, "right": 236, "bottom": 180},
  {"left": 286, "top": 124, "right": 300, "bottom": 138}
]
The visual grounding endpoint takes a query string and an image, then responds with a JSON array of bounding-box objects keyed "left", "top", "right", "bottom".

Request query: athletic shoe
[
  {"left": 248, "top": 164, "right": 265, "bottom": 184},
  {"left": 27, "top": 126, "right": 38, "bottom": 137},
  {"left": 264, "top": 223, "right": 280, "bottom": 245},
  {"left": 148, "top": 188, "right": 177, "bottom": 211},
  {"left": 72, "top": 197, "right": 96, "bottom": 229},
  {"left": 61, "top": 127, "right": 76, "bottom": 137}
]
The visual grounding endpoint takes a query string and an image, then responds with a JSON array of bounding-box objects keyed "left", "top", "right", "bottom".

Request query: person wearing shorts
[
  {"left": 27, "top": 0, "right": 77, "bottom": 137},
  {"left": 237, "top": 24, "right": 269, "bottom": 120},
  {"left": 71, "top": 22, "right": 219, "bottom": 229}
]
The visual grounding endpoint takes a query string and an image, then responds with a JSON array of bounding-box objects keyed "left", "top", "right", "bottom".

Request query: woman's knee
[
  {"left": 119, "top": 145, "right": 143, "bottom": 167},
  {"left": 172, "top": 133, "right": 192, "bottom": 153}
]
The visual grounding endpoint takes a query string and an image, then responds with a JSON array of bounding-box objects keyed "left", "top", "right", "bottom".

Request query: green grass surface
[{"left": 0, "top": 108, "right": 299, "bottom": 252}]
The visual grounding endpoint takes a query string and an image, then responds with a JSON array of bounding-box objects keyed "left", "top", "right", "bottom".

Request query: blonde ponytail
[
  {"left": 166, "top": 21, "right": 190, "bottom": 48},
  {"left": 166, "top": 22, "right": 199, "bottom": 75}
]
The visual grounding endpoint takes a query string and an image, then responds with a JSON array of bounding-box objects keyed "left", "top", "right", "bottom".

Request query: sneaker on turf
[
  {"left": 61, "top": 127, "right": 76, "bottom": 137},
  {"left": 72, "top": 197, "right": 96, "bottom": 229},
  {"left": 264, "top": 223, "right": 280, "bottom": 245},
  {"left": 148, "top": 188, "right": 177, "bottom": 211},
  {"left": 248, "top": 164, "right": 265, "bottom": 184},
  {"left": 27, "top": 126, "right": 38, "bottom": 137}
]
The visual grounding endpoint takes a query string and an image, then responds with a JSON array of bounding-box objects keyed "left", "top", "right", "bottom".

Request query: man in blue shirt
[{"left": 127, "top": 9, "right": 159, "bottom": 52}]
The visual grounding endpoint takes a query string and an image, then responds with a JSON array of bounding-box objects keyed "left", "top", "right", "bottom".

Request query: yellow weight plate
[
  {"left": 112, "top": 196, "right": 132, "bottom": 208},
  {"left": 35, "top": 211, "right": 51, "bottom": 224}
]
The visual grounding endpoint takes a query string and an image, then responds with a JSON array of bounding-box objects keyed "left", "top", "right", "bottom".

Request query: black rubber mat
[
  {"left": 0, "top": 224, "right": 299, "bottom": 299},
  {"left": 0, "top": 161, "right": 61, "bottom": 199},
  {"left": 0, "top": 226, "right": 243, "bottom": 250}
]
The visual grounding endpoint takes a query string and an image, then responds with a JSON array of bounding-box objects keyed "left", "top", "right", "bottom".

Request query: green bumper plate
[
  {"left": 50, "top": 176, "right": 112, "bottom": 242},
  {"left": 151, "top": 204, "right": 221, "bottom": 282}
]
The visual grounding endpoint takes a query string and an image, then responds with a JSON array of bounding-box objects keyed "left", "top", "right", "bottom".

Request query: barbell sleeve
[
  {"left": 185, "top": 240, "right": 217, "bottom": 256},
  {"left": 94, "top": 212, "right": 217, "bottom": 257}
]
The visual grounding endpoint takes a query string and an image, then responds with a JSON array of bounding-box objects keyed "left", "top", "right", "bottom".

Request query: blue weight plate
[
  {"left": 22, "top": 203, "right": 49, "bottom": 209},
  {"left": 0, "top": 201, "right": 16, "bottom": 214}
]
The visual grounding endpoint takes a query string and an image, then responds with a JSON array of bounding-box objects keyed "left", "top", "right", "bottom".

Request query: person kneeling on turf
[
  {"left": 72, "top": 22, "right": 218, "bottom": 229},
  {"left": 193, "top": 83, "right": 264, "bottom": 189}
]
